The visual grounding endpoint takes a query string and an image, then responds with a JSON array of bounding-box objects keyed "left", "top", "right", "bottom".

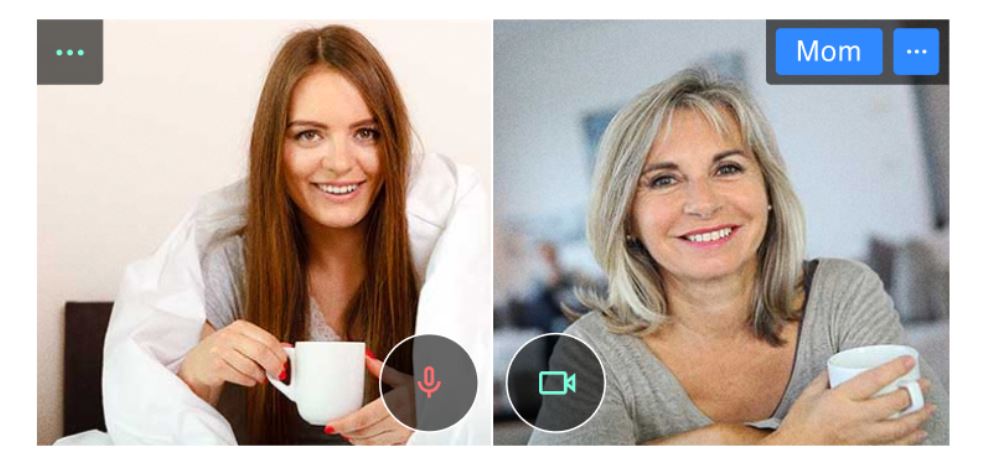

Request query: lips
[
  {"left": 316, "top": 183, "right": 360, "bottom": 195},
  {"left": 677, "top": 225, "right": 740, "bottom": 247},
  {"left": 310, "top": 181, "right": 365, "bottom": 201}
]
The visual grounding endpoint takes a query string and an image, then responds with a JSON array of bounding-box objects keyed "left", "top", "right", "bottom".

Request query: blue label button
[
  {"left": 775, "top": 28, "right": 883, "bottom": 76},
  {"left": 893, "top": 28, "right": 939, "bottom": 76}
]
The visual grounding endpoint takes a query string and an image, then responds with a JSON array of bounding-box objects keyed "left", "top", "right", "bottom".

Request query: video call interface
[{"left": 37, "top": 18, "right": 951, "bottom": 449}]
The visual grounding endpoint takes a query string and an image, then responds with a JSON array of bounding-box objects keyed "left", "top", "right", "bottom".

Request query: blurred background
[
  {"left": 37, "top": 20, "right": 491, "bottom": 445},
  {"left": 492, "top": 20, "right": 949, "bottom": 444}
]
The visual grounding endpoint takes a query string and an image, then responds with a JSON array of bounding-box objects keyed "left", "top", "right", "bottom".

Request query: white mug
[
  {"left": 266, "top": 341, "right": 365, "bottom": 425},
  {"left": 827, "top": 344, "right": 923, "bottom": 417}
]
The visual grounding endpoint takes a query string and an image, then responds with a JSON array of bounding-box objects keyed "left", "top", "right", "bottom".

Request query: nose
[
  {"left": 682, "top": 178, "right": 722, "bottom": 219},
  {"left": 319, "top": 135, "right": 355, "bottom": 175}
]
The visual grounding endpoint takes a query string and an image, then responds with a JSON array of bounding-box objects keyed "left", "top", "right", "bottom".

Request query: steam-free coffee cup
[
  {"left": 266, "top": 341, "right": 365, "bottom": 425},
  {"left": 827, "top": 344, "right": 923, "bottom": 417}
]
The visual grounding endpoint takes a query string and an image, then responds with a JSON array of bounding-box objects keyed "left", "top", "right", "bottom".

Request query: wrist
[
  {"left": 714, "top": 424, "right": 771, "bottom": 445},
  {"left": 178, "top": 363, "right": 220, "bottom": 403},
  {"left": 759, "top": 428, "right": 793, "bottom": 445}
]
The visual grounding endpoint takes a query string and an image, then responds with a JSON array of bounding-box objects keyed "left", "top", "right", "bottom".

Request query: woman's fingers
[
  {"left": 866, "top": 404, "right": 935, "bottom": 444},
  {"left": 336, "top": 400, "right": 412, "bottom": 445},
  {"left": 887, "top": 429, "right": 929, "bottom": 446},
  {"left": 341, "top": 414, "right": 393, "bottom": 440},
  {"left": 230, "top": 320, "right": 289, "bottom": 365},
  {"left": 367, "top": 357, "right": 414, "bottom": 387},
  {"left": 326, "top": 398, "right": 391, "bottom": 436},
  {"left": 365, "top": 356, "right": 384, "bottom": 379},
  {"left": 347, "top": 428, "right": 410, "bottom": 446},
  {"left": 836, "top": 356, "right": 916, "bottom": 401},
  {"left": 864, "top": 378, "right": 931, "bottom": 418},
  {"left": 221, "top": 348, "right": 266, "bottom": 385},
  {"left": 226, "top": 331, "right": 284, "bottom": 376}
]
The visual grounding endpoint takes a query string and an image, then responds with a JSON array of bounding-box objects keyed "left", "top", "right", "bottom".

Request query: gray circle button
[
  {"left": 506, "top": 333, "right": 605, "bottom": 433},
  {"left": 380, "top": 334, "right": 477, "bottom": 432}
]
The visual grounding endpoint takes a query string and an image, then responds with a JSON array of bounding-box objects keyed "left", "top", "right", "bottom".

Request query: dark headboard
[{"left": 63, "top": 301, "right": 113, "bottom": 436}]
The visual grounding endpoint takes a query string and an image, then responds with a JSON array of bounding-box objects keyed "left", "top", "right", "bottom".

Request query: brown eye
[
  {"left": 354, "top": 127, "right": 380, "bottom": 142},
  {"left": 294, "top": 130, "right": 321, "bottom": 143}
]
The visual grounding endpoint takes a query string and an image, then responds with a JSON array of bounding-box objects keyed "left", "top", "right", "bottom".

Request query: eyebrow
[
  {"left": 286, "top": 118, "right": 377, "bottom": 130},
  {"left": 640, "top": 149, "right": 745, "bottom": 175}
]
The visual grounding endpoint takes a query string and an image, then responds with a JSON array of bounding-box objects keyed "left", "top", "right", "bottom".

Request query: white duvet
[{"left": 98, "top": 153, "right": 491, "bottom": 445}]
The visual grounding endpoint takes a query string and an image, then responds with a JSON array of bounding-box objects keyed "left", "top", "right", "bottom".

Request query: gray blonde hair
[{"left": 580, "top": 68, "right": 806, "bottom": 345}]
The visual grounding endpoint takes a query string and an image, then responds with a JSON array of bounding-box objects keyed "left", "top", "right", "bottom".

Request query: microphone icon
[{"left": 417, "top": 365, "right": 442, "bottom": 399}]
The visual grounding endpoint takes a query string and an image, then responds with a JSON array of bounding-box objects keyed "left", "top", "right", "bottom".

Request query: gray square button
[{"left": 38, "top": 20, "right": 103, "bottom": 85}]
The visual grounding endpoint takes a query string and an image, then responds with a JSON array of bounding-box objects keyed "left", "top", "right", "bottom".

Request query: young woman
[{"left": 103, "top": 25, "right": 489, "bottom": 445}]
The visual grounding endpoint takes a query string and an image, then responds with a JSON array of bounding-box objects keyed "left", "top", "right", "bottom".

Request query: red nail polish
[
  {"left": 365, "top": 347, "right": 377, "bottom": 360},
  {"left": 323, "top": 425, "right": 335, "bottom": 434},
  {"left": 278, "top": 368, "right": 287, "bottom": 381}
]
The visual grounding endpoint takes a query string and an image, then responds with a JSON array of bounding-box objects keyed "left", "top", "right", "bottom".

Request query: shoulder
[
  {"left": 812, "top": 257, "right": 885, "bottom": 296},
  {"left": 814, "top": 257, "right": 878, "bottom": 280},
  {"left": 808, "top": 257, "right": 901, "bottom": 341},
  {"left": 564, "top": 312, "right": 636, "bottom": 363},
  {"left": 201, "top": 234, "right": 245, "bottom": 280},
  {"left": 564, "top": 311, "right": 609, "bottom": 340},
  {"left": 201, "top": 234, "right": 246, "bottom": 328}
]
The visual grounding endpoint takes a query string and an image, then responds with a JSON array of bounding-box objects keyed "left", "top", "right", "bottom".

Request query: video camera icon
[
  {"left": 506, "top": 333, "right": 605, "bottom": 433},
  {"left": 539, "top": 371, "right": 576, "bottom": 396}
]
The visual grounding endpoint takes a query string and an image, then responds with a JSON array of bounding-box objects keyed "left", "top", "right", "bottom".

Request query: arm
[
  {"left": 762, "top": 358, "right": 934, "bottom": 445},
  {"left": 101, "top": 181, "right": 251, "bottom": 444},
  {"left": 832, "top": 260, "right": 949, "bottom": 445},
  {"left": 177, "top": 323, "right": 222, "bottom": 406},
  {"left": 176, "top": 319, "right": 288, "bottom": 406},
  {"left": 646, "top": 424, "right": 770, "bottom": 445},
  {"left": 528, "top": 329, "right": 635, "bottom": 445}
]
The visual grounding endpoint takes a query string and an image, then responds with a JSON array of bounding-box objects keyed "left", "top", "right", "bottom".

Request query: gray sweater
[
  {"left": 529, "top": 258, "right": 949, "bottom": 445},
  {"left": 201, "top": 234, "right": 345, "bottom": 445}
]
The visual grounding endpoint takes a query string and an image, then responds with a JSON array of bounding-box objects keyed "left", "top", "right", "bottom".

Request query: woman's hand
[
  {"left": 765, "top": 356, "right": 935, "bottom": 445},
  {"left": 323, "top": 351, "right": 414, "bottom": 445},
  {"left": 177, "top": 320, "right": 289, "bottom": 404}
]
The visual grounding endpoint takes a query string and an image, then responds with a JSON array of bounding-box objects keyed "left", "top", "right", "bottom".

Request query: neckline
[
  {"left": 626, "top": 259, "right": 822, "bottom": 426},
  {"left": 307, "top": 298, "right": 342, "bottom": 341}
]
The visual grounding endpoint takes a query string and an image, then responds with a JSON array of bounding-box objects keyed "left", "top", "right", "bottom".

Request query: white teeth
[
  {"left": 317, "top": 183, "right": 358, "bottom": 195},
  {"left": 685, "top": 227, "right": 733, "bottom": 243}
]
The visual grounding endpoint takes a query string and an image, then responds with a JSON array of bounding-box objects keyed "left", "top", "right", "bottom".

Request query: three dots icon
[
  {"left": 906, "top": 49, "right": 928, "bottom": 55},
  {"left": 55, "top": 49, "right": 85, "bottom": 57}
]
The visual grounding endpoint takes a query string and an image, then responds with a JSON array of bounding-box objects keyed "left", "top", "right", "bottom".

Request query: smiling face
[
  {"left": 283, "top": 67, "right": 382, "bottom": 232},
  {"left": 631, "top": 107, "right": 770, "bottom": 283}
]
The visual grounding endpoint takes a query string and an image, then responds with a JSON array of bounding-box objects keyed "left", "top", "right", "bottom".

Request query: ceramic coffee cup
[
  {"left": 827, "top": 344, "right": 923, "bottom": 417},
  {"left": 266, "top": 341, "right": 365, "bottom": 425}
]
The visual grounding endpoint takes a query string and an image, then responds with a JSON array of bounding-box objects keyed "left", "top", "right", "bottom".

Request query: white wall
[
  {"left": 37, "top": 20, "right": 491, "bottom": 445},
  {"left": 494, "top": 20, "right": 934, "bottom": 265}
]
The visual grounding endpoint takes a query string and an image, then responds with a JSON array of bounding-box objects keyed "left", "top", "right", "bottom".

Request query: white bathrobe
[{"left": 100, "top": 153, "right": 491, "bottom": 445}]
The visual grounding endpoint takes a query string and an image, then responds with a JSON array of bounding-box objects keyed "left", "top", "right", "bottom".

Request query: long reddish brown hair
[{"left": 242, "top": 25, "right": 418, "bottom": 444}]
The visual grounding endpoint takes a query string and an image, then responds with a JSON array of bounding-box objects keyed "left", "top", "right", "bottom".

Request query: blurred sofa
[{"left": 867, "top": 229, "right": 949, "bottom": 388}]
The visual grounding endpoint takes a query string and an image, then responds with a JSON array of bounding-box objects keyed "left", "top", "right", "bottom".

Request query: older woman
[{"left": 528, "top": 69, "right": 948, "bottom": 445}]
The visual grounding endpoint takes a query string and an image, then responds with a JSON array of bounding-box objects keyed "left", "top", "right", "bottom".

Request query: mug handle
[
  {"left": 899, "top": 380, "right": 925, "bottom": 416},
  {"left": 267, "top": 347, "right": 296, "bottom": 402}
]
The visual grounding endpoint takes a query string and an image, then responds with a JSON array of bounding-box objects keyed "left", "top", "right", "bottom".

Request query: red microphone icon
[{"left": 417, "top": 365, "right": 442, "bottom": 399}]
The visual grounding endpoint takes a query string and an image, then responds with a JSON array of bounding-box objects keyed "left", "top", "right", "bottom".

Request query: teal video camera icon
[{"left": 538, "top": 370, "right": 576, "bottom": 396}]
